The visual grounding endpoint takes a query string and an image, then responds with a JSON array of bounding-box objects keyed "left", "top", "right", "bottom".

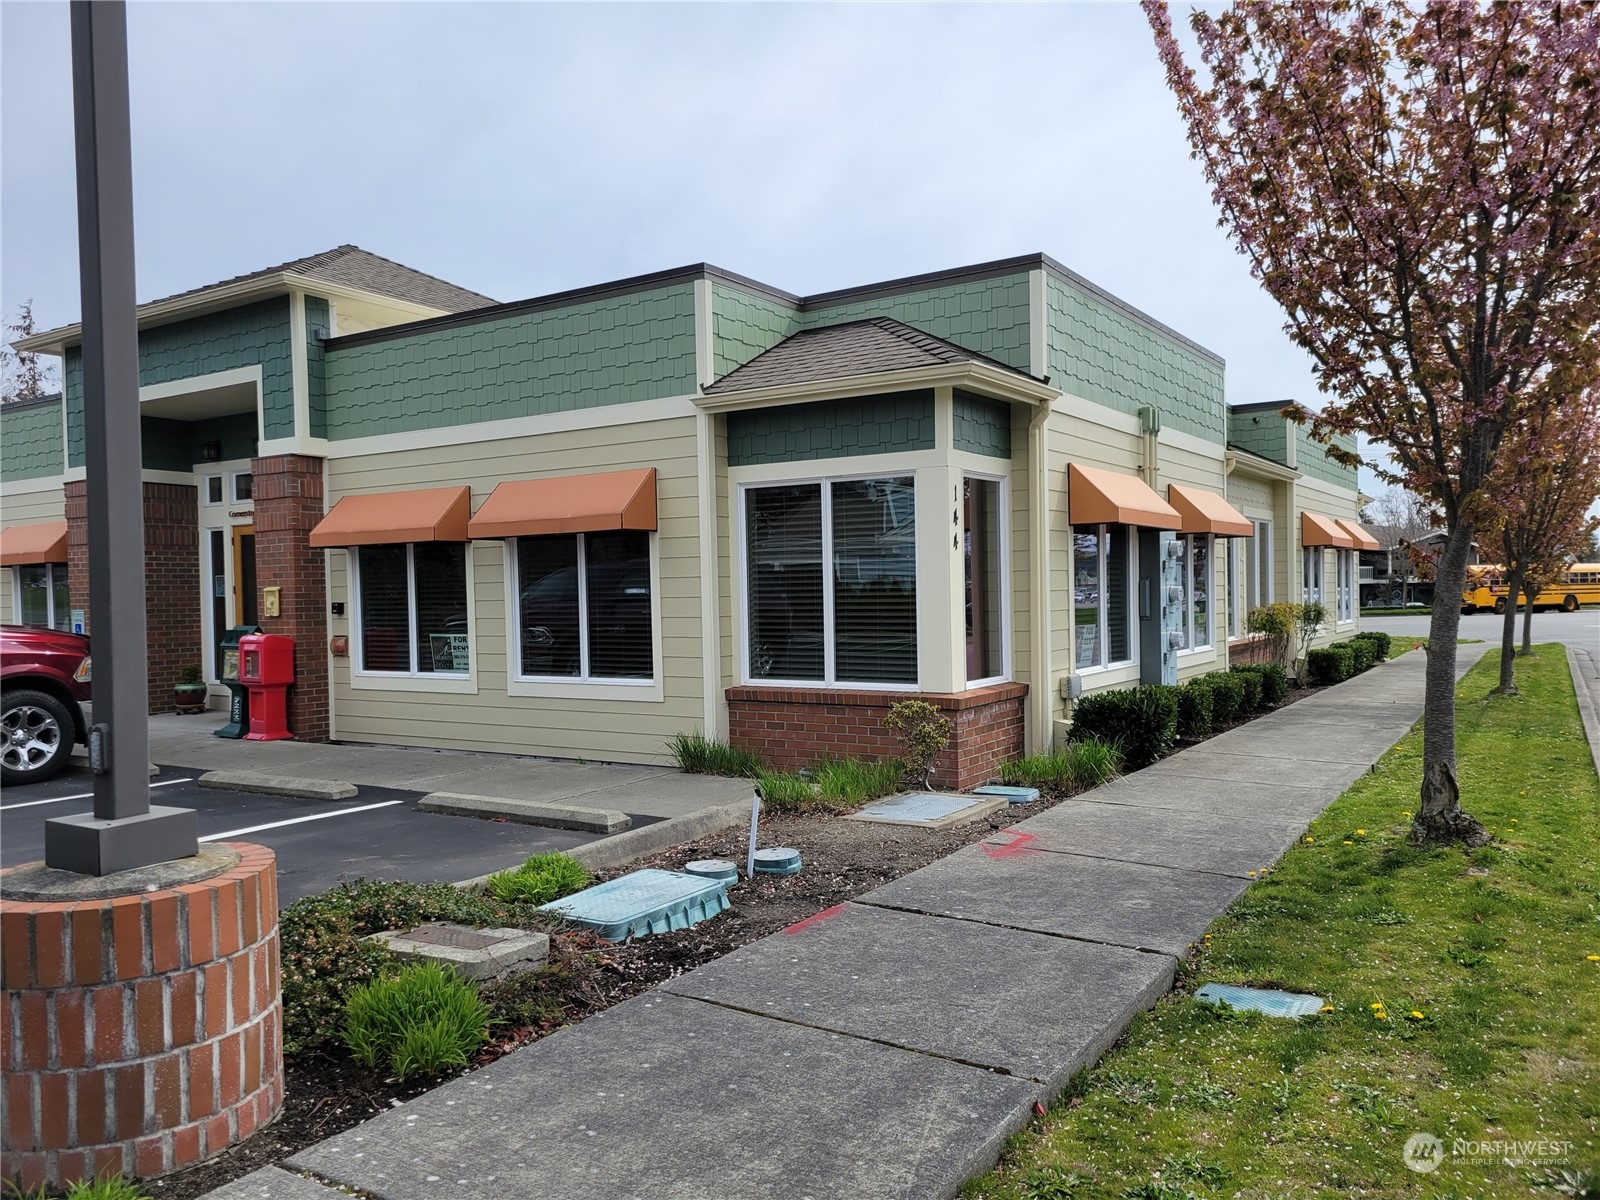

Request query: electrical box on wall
[{"left": 262, "top": 586, "right": 281, "bottom": 618}]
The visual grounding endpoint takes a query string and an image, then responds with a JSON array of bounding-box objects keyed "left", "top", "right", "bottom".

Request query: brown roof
[
  {"left": 159, "top": 244, "right": 496, "bottom": 313},
  {"left": 703, "top": 316, "right": 1036, "bottom": 395}
]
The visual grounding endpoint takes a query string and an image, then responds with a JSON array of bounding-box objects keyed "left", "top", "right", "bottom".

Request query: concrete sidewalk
[
  {"left": 145, "top": 712, "right": 750, "bottom": 821},
  {"left": 208, "top": 646, "right": 1486, "bottom": 1200}
]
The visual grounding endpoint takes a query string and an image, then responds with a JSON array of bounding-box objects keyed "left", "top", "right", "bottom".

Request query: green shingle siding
[
  {"left": 305, "top": 296, "right": 330, "bottom": 439},
  {"left": 1295, "top": 422, "right": 1359, "bottom": 489},
  {"left": 1228, "top": 411, "right": 1289, "bottom": 465},
  {"left": 727, "top": 391, "right": 935, "bottom": 466},
  {"left": 1046, "top": 276, "right": 1225, "bottom": 442},
  {"left": 139, "top": 411, "right": 258, "bottom": 471},
  {"left": 800, "top": 275, "right": 1031, "bottom": 372},
  {"left": 711, "top": 284, "right": 800, "bottom": 378},
  {"left": 1, "top": 400, "right": 65, "bottom": 480},
  {"left": 321, "top": 283, "right": 697, "bottom": 440},
  {"left": 952, "top": 391, "right": 1012, "bottom": 458},
  {"left": 65, "top": 298, "right": 289, "bottom": 466}
]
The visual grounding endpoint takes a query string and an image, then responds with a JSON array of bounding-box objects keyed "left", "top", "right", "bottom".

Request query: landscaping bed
[{"left": 147, "top": 660, "right": 1352, "bottom": 1200}]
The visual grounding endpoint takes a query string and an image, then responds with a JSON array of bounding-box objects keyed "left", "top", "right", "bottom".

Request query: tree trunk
[
  {"left": 1519, "top": 584, "right": 1536, "bottom": 656},
  {"left": 1412, "top": 522, "right": 1490, "bottom": 847},
  {"left": 1489, "top": 564, "right": 1523, "bottom": 695}
]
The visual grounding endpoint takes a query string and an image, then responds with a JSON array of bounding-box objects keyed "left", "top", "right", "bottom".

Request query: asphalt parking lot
[{"left": 0, "top": 766, "right": 654, "bottom": 902}]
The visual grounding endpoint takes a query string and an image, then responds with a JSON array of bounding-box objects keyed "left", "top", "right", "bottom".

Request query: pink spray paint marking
[
  {"left": 981, "top": 831, "right": 1039, "bottom": 859},
  {"left": 782, "top": 903, "right": 847, "bottom": 936}
]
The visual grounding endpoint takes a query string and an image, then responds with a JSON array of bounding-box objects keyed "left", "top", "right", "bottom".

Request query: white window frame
[
  {"left": 348, "top": 543, "right": 477, "bottom": 693},
  {"left": 1249, "top": 518, "right": 1274, "bottom": 608},
  {"left": 963, "top": 471, "right": 1012, "bottom": 689},
  {"left": 12, "top": 563, "right": 69, "bottom": 630},
  {"left": 1073, "top": 523, "right": 1137, "bottom": 675},
  {"left": 1227, "top": 536, "right": 1245, "bottom": 639},
  {"left": 202, "top": 474, "right": 224, "bottom": 506},
  {"left": 504, "top": 532, "right": 664, "bottom": 701},
  {"left": 1303, "top": 546, "right": 1325, "bottom": 605},
  {"left": 736, "top": 472, "right": 920, "bottom": 690},
  {"left": 1178, "top": 533, "right": 1215, "bottom": 654},
  {"left": 230, "top": 471, "right": 254, "bottom": 503},
  {"left": 1336, "top": 549, "right": 1355, "bottom": 623}
]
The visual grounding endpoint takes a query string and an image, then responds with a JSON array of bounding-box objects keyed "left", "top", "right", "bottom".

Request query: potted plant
[{"left": 174, "top": 664, "right": 208, "bottom": 714}]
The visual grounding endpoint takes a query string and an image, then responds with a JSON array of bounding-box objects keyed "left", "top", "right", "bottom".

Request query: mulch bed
[{"left": 148, "top": 684, "right": 1320, "bottom": 1200}]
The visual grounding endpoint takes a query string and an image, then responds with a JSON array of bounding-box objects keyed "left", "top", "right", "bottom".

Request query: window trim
[
  {"left": 348, "top": 543, "right": 478, "bottom": 694},
  {"left": 1072, "top": 522, "right": 1137, "bottom": 676},
  {"left": 1226, "top": 535, "right": 1244, "bottom": 640},
  {"left": 963, "top": 470, "right": 1012, "bottom": 689},
  {"left": 736, "top": 472, "right": 921, "bottom": 691},
  {"left": 1336, "top": 548, "right": 1355, "bottom": 623},
  {"left": 12, "top": 563, "right": 70, "bottom": 631},
  {"left": 1303, "top": 545, "right": 1325, "bottom": 605},
  {"left": 503, "top": 532, "right": 665, "bottom": 702},
  {"left": 201, "top": 474, "right": 225, "bottom": 506},
  {"left": 1177, "top": 533, "right": 1215, "bottom": 655},
  {"left": 230, "top": 471, "right": 253, "bottom": 503}
]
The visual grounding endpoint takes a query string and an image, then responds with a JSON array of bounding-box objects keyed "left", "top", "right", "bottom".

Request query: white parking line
[
  {"left": 200, "top": 799, "right": 403, "bottom": 842},
  {"left": 0, "top": 777, "right": 193, "bottom": 812}
]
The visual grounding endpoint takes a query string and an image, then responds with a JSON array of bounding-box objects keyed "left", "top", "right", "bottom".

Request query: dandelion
[
  {"left": 1343, "top": 840, "right": 1354, "bottom": 845},
  {"left": 1408, "top": 1011, "right": 1425, "bottom": 1021},
  {"left": 1373, "top": 1010, "right": 1388, "bottom": 1021},
  {"left": 1248, "top": 870, "right": 1257, "bottom": 877},
  {"left": 1355, "top": 829, "right": 1366, "bottom": 836},
  {"left": 1305, "top": 836, "right": 1315, "bottom": 844},
  {"left": 1319, "top": 1004, "right": 1334, "bottom": 1013},
  {"left": 1401, "top": 810, "right": 1412, "bottom": 818},
  {"left": 1510, "top": 818, "right": 1518, "bottom": 824},
  {"left": 1370, "top": 1003, "right": 1383, "bottom": 1010},
  {"left": 1586, "top": 955, "right": 1600, "bottom": 963}
]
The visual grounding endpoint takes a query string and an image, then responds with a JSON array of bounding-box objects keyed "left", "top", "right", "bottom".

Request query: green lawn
[{"left": 965, "top": 647, "right": 1600, "bottom": 1200}]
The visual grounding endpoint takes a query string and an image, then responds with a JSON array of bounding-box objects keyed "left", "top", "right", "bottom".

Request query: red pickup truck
[{"left": 0, "top": 625, "right": 92, "bottom": 784}]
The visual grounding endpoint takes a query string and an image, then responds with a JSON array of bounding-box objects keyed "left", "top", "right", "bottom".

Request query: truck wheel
[
  {"left": 1493, "top": 597, "right": 1507, "bottom": 615},
  {"left": 1, "top": 689, "right": 75, "bottom": 784},
  {"left": 1563, "top": 594, "right": 1580, "bottom": 613}
]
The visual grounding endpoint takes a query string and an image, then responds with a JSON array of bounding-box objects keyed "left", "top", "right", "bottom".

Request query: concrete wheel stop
[
  {"left": 365, "top": 922, "right": 549, "bottom": 980},
  {"left": 847, "top": 792, "right": 1006, "bottom": 829}
]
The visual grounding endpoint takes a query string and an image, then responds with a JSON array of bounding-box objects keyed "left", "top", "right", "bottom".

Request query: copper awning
[
  {"left": 1336, "top": 519, "right": 1381, "bottom": 551},
  {"left": 1302, "top": 512, "right": 1356, "bottom": 549},
  {"left": 1068, "top": 463, "right": 1181, "bottom": 530},
  {"left": 1167, "top": 485, "right": 1253, "bottom": 537},
  {"left": 308, "top": 486, "right": 471, "bottom": 548},
  {"left": 467, "top": 468, "right": 657, "bottom": 539},
  {"left": 0, "top": 521, "right": 68, "bottom": 566}
]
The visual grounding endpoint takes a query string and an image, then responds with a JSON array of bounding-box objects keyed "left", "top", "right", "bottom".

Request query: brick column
[
  {"left": 64, "top": 479, "right": 200, "bottom": 715},
  {"left": 251, "top": 454, "right": 328, "bottom": 741}
]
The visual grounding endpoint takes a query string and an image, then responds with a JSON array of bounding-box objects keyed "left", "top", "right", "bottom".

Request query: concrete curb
[
  {"left": 197, "top": 770, "right": 358, "bottom": 801},
  {"left": 417, "top": 791, "right": 631, "bottom": 834},
  {"left": 453, "top": 794, "right": 755, "bottom": 888},
  {"left": 1566, "top": 644, "right": 1600, "bottom": 775}
]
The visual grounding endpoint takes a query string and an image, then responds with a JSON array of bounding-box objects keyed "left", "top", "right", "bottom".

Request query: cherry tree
[{"left": 1144, "top": 0, "right": 1600, "bottom": 844}]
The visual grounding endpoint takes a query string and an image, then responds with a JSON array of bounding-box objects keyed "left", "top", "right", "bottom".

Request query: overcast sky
[{"left": 3, "top": 2, "right": 1363, "bottom": 475}]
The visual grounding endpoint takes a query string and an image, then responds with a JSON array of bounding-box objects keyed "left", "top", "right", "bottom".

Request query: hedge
[
  {"left": 1352, "top": 629, "right": 1392, "bottom": 661},
  {"left": 1176, "top": 679, "right": 1215, "bottom": 740},
  {"left": 1228, "top": 665, "right": 1265, "bottom": 711},
  {"left": 1070, "top": 684, "right": 1179, "bottom": 769},
  {"left": 1201, "top": 670, "right": 1247, "bottom": 724},
  {"left": 1306, "top": 643, "right": 1356, "bottom": 685}
]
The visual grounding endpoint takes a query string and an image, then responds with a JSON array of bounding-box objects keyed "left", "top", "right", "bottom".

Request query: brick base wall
[
  {"left": 64, "top": 480, "right": 200, "bottom": 714},
  {"left": 0, "top": 844, "right": 283, "bottom": 1190},
  {"left": 726, "top": 682, "right": 1028, "bottom": 791},
  {"left": 251, "top": 455, "right": 329, "bottom": 742}
]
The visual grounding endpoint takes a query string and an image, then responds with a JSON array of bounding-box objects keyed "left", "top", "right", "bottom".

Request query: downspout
[{"left": 1029, "top": 401, "right": 1052, "bottom": 753}]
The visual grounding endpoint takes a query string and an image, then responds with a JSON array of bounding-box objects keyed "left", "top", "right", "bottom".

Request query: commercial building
[{"left": 1, "top": 246, "right": 1366, "bottom": 785}]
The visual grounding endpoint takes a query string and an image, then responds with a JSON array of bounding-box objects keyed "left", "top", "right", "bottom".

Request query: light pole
[{"left": 44, "top": 0, "right": 197, "bottom": 875}]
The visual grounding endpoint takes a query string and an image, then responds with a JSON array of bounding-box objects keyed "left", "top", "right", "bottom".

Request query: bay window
[
  {"left": 353, "top": 543, "right": 469, "bottom": 675},
  {"left": 514, "top": 531, "right": 654, "bottom": 681},
  {"left": 744, "top": 476, "right": 917, "bottom": 686},
  {"left": 14, "top": 564, "right": 70, "bottom": 631},
  {"left": 1176, "top": 534, "right": 1213, "bottom": 651},
  {"left": 1072, "top": 524, "right": 1132, "bottom": 670}
]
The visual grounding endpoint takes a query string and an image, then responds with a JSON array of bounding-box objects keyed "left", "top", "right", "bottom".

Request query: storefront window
[
  {"left": 1337, "top": 549, "right": 1354, "bottom": 621},
  {"left": 354, "top": 543, "right": 469, "bottom": 675},
  {"left": 744, "top": 476, "right": 917, "bottom": 686},
  {"left": 1073, "top": 524, "right": 1131, "bottom": 670},
  {"left": 1303, "top": 547, "right": 1324, "bottom": 605},
  {"left": 514, "top": 531, "right": 653, "bottom": 681},
  {"left": 14, "top": 564, "right": 70, "bottom": 631},
  {"left": 964, "top": 476, "right": 1005, "bottom": 683}
]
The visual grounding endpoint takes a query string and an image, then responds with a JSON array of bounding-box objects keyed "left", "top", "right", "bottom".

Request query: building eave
[{"left": 693, "top": 361, "right": 1059, "bottom": 414}]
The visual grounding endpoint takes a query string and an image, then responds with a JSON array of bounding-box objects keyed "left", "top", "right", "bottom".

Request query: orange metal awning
[
  {"left": 308, "top": 486, "right": 471, "bottom": 548},
  {"left": 467, "top": 468, "right": 658, "bottom": 539},
  {"left": 1302, "top": 511, "right": 1356, "bottom": 548},
  {"left": 1068, "top": 463, "right": 1181, "bottom": 530},
  {"left": 1167, "top": 484, "right": 1253, "bottom": 537},
  {"left": 1336, "top": 519, "right": 1381, "bottom": 551},
  {"left": 0, "top": 520, "right": 68, "bottom": 566}
]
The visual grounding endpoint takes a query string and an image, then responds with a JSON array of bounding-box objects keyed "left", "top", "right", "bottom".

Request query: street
[{"left": 1364, "top": 607, "right": 1598, "bottom": 652}]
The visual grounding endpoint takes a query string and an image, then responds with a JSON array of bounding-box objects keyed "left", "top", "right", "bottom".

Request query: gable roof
[{"left": 704, "top": 316, "right": 1040, "bottom": 395}]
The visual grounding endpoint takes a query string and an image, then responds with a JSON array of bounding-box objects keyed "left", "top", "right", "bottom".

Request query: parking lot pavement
[{"left": 0, "top": 766, "right": 654, "bottom": 902}]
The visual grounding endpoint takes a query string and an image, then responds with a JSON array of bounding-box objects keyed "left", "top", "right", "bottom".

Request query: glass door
[{"left": 232, "top": 526, "right": 258, "bottom": 626}]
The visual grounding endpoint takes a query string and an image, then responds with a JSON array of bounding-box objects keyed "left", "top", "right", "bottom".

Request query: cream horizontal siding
[
  {"left": 1294, "top": 474, "right": 1363, "bottom": 651},
  {"left": 1155, "top": 439, "right": 1225, "bottom": 493},
  {"left": 1, "top": 486, "right": 68, "bottom": 621},
  {"left": 326, "top": 416, "right": 703, "bottom": 765},
  {"left": 1226, "top": 473, "right": 1274, "bottom": 514}
]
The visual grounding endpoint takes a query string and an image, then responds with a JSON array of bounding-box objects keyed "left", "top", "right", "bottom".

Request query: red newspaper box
[{"left": 239, "top": 633, "right": 294, "bottom": 741}]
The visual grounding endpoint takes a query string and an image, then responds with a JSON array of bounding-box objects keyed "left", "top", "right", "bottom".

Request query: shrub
[
  {"left": 998, "top": 737, "right": 1122, "bottom": 791},
  {"left": 1306, "top": 644, "right": 1355, "bottom": 685},
  {"left": 756, "top": 769, "right": 818, "bottom": 811},
  {"left": 1176, "top": 680, "right": 1214, "bottom": 740},
  {"left": 1070, "top": 685, "right": 1178, "bottom": 770},
  {"left": 883, "top": 700, "right": 952, "bottom": 787},
  {"left": 342, "top": 962, "right": 491, "bottom": 1079},
  {"left": 667, "top": 732, "right": 762, "bottom": 777},
  {"left": 485, "top": 852, "right": 590, "bottom": 906},
  {"left": 813, "top": 757, "right": 902, "bottom": 806},
  {"left": 1229, "top": 665, "right": 1265, "bottom": 711},
  {"left": 1245, "top": 602, "right": 1299, "bottom": 671},
  {"left": 1353, "top": 629, "right": 1392, "bottom": 660},
  {"left": 279, "top": 879, "right": 529, "bottom": 1055},
  {"left": 1255, "top": 662, "right": 1289, "bottom": 705},
  {"left": 1202, "top": 670, "right": 1246, "bottom": 725},
  {"left": 1344, "top": 637, "right": 1377, "bottom": 673}
]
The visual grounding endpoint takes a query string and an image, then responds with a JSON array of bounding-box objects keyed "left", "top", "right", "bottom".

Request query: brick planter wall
[
  {"left": 726, "top": 682, "right": 1028, "bottom": 791},
  {"left": 1, "top": 844, "right": 283, "bottom": 1190},
  {"left": 64, "top": 480, "right": 200, "bottom": 714},
  {"left": 251, "top": 454, "right": 329, "bottom": 741}
]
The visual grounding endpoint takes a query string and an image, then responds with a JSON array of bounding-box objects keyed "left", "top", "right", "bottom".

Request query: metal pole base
[{"left": 43, "top": 806, "right": 199, "bottom": 876}]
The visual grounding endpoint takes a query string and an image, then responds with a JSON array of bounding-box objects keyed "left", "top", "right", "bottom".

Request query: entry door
[{"left": 233, "top": 526, "right": 258, "bottom": 626}]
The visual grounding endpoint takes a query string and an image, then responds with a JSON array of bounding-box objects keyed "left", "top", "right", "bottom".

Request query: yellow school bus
[{"left": 1462, "top": 562, "right": 1600, "bottom": 614}]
